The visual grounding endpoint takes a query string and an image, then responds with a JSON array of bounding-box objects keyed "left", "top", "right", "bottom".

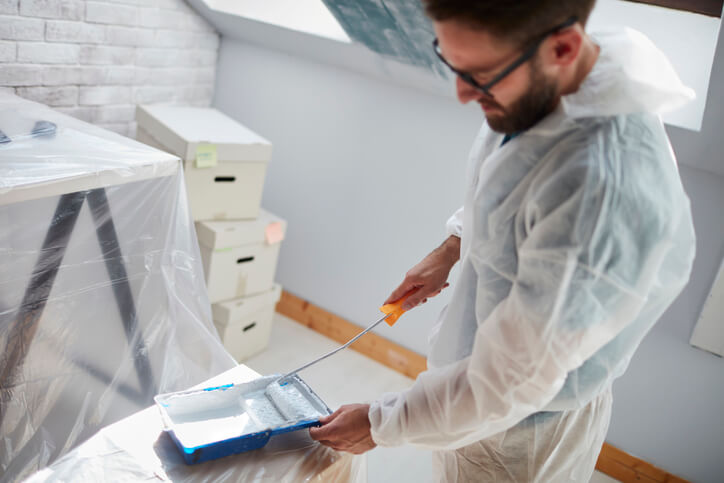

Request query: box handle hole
[
  {"left": 243, "top": 322, "right": 256, "bottom": 332},
  {"left": 237, "top": 256, "right": 254, "bottom": 264},
  {"left": 215, "top": 176, "right": 236, "bottom": 182}
]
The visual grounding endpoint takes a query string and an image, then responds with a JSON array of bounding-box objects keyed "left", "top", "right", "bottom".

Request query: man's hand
[
  {"left": 385, "top": 235, "right": 461, "bottom": 311},
  {"left": 309, "top": 404, "right": 376, "bottom": 454}
]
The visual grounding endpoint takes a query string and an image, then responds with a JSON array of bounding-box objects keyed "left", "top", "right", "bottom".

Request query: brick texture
[
  {"left": 85, "top": 1, "right": 137, "bottom": 26},
  {"left": 16, "top": 85, "right": 78, "bottom": 106},
  {"left": 0, "top": 40, "right": 15, "bottom": 61},
  {"left": 17, "top": 42, "right": 80, "bottom": 64},
  {"left": 19, "top": 0, "right": 84, "bottom": 21},
  {"left": 0, "top": 0, "right": 18, "bottom": 15},
  {"left": 0, "top": 15, "right": 45, "bottom": 40},
  {"left": 79, "top": 85, "right": 131, "bottom": 105},
  {"left": 46, "top": 20, "right": 107, "bottom": 43},
  {"left": 1, "top": 0, "right": 218, "bottom": 137}
]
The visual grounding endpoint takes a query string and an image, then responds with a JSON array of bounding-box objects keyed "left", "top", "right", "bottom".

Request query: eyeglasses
[{"left": 432, "top": 16, "right": 578, "bottom": 97}]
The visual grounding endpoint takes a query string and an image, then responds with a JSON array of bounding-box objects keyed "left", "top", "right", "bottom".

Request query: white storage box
[
  {"left": 197, "top": 209, "right": 286, "bottom": 303},
  {"left": 212, "top": 284, "right": 282, "bottom": 362},
  {"left": 135, "top": 105, "right": 272, "bottom": 221}
]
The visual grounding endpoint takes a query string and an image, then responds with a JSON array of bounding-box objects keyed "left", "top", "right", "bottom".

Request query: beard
[{"left": 483, "top": 58, "right": 559, "bottom": 134}]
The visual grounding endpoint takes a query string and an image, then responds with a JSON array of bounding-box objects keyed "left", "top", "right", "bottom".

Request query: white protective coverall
[{"left": 368, "top": 27, "right": 697, "bottom": 482}]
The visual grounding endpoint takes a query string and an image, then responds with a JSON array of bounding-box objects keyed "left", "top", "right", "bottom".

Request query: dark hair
[{"left": 422, "top": 0, "right": 597, "bottom": 45}]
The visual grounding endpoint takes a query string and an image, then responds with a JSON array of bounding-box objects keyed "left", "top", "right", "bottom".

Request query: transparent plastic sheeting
[
  {"left": 0, "top": 93, "right": 240, "bottom": 481},
  {"left": 25, "top": 366, "right": 366, "bottom": 483},
  {"left": 26, "top": 426, "right": 365, "bottom": 483}
]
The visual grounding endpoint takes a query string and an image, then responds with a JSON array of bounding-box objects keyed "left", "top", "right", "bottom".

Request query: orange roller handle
[{"left": 379, "top": 291, "right": 414, "bottom": 326}]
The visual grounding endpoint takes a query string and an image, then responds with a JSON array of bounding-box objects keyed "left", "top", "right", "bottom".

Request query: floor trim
[
  {"left": 276, "top": 290, "right": 690, "bottom": 483},
  {"left": 276, "top": 290, "right": 426, "bottom": 379},
  {"left": 596, "top": 443, "right": 689, "bottom": 482}
]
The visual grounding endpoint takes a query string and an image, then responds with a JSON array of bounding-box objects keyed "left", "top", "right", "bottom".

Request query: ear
[{"left": 543, "top": 26, "right": 584, "bottom": 68}]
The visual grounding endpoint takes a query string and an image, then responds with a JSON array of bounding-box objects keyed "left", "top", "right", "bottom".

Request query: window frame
[
  {"left": 690, "top": 260, "right": 724, "bottom": 357},
  {"left": 625, "top": 0, "right": 723, "bottom": 17}
]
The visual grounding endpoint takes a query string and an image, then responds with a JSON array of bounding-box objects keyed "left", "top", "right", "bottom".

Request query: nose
[{"left": 456, "top": 76, "right": 484, "bottom": 104}]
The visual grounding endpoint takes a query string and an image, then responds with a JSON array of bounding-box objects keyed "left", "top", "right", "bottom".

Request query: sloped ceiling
[
  {"left": 320, "top": 0, "right": 445, "bottom": 76},
  {"left": 187, "top": 0, "right": 724, "bottom": 175}
]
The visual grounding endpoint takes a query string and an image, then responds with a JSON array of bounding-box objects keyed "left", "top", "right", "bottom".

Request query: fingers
[
  {"left": 309, "top": 423, "right": 331, "bottom": 441},
  {"left": 401, "top": 290, "right": 432, "bottom": 311},
  {"left": 384, "top": 280, "right": 418, "bottom": 305},
  {"left": 309, "top": 409, "right": 342, "bottom": 440},
  {"left": 318, "top": 407, "right": 341, "bottom": 425},
  {"left": 308, "top": 404, "right": 376, "bottom": 455},
  {"left": 385, "top": 281, "right": 451, "bottom": 310},
  {"left": 429, "top": 282, "right": 450, "bottom": 298},
  {"left": 402, "top": 282, "right": 452, "bottom": 310},
  {"left": 309, "top": 409, "right": 339, "bottom": 441}
]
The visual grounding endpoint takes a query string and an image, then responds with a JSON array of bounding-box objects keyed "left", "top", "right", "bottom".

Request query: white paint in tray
[{"left": 155, "top": 375, "right": 327, "bottom": 450}]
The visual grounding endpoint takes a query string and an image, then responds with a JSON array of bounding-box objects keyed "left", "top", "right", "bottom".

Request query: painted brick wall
[{"left": 0, "top": 0, "right": 218, "bottom": 137}]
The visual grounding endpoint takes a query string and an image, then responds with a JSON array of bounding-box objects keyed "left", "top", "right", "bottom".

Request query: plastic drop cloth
[
  {"left": 369, "top": 27, "right": 697, "bottom": 481},
  {"left": 23, "top": 365, "right": 366, "bottom": 483},
  {"left": 0, "top": 93, "right": 236, "bottom": 481},
  {"left": 0, "top": 94, "right": 364, "bottom": 483}
]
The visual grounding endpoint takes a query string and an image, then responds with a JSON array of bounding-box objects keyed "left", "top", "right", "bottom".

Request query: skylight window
[{"left": 204, "top": 0, "right": 351, "bottom": 43}]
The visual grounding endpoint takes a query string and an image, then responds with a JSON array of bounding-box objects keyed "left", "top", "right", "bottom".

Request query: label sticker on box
[
  {"left": 265, "top": 222, "right": 284, "bottom": 244},
  {"left": 195, "top": 143, "right": 218, "bottom": 168}
]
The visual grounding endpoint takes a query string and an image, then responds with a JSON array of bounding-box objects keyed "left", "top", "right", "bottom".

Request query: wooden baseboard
[
  {"left": 276, "top": 290, "right": 426, "bottom": 379},
  {"left": 276, "top": 290, "right": 690, "bottom": 483},
  {"left": 595, "top": 443, "right": 689, "bottom": 482}
]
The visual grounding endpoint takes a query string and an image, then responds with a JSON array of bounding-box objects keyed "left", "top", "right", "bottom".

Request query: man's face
[{"left": 434, "top": 20, "right": 560, "bottom": 134}]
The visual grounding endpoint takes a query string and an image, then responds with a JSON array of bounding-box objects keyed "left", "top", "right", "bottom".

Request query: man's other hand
[{"left": 309, "top": 404, "right": 376, "bottom": 454}]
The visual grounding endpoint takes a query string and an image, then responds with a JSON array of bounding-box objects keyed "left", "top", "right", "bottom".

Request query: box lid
[
  {"left": 136, "top": 105, "right": 272, "bottom": 163},
  {"left": 212, "top": 284, "right": 282, "bottom": 324},
  {"left": 196, "top": 209, "right": 287, "bottom": 249}
]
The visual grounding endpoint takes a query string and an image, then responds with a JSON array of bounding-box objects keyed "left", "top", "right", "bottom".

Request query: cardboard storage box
[
  {"left": 136, "top": 105, "right": 272, "bottom": 221},
  {"left": 212, "top": 284, "right": 282, "bottom": 362},
  {"left": 196, "top": 209, "right": 286, "bottom": 303}
]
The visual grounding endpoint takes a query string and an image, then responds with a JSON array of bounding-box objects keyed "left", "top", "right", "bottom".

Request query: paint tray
[{"left": 154, "top": 374, "right": 331, "bottom": 464}]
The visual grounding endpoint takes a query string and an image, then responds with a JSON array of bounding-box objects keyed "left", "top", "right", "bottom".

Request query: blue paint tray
[{"left": 154, "top": 374, "right": 331, "bottom": 465}]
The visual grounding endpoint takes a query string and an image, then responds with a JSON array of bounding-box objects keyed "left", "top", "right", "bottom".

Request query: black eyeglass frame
[{"left": 432, "top": 16, "right": 578, "bottom": 97}]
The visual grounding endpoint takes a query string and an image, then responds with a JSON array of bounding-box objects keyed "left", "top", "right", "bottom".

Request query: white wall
[
  {"left": 215, "top": 28, "right": 724, "bottom": 481},
  {"left": 216, "top": 41, "right": 481, "bottom": 355},
  {"left": 0, "top": 0, "right": 219, "bottom": 137}
]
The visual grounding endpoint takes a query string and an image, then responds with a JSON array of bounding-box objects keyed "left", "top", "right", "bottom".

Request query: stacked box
[
  {"left": 195, "top": 210, "right": 287, "bottom": 304},
  {"left": 211, "top": 284, "right": 282, "bottom": 362},
  {"left": 135, "top": 105, "right": 271, "bottom": 221},
  {"left": 136, "top": 105, "right": 285, "bottom": 361}
]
